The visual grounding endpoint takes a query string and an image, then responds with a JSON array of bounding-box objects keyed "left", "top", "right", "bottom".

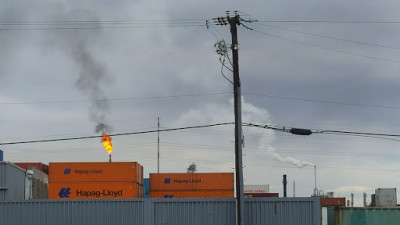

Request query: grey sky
[{"left": 1, "top": 0, "right": 400, "bottom": 205}]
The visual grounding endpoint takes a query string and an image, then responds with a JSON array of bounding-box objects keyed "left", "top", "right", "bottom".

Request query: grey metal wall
[
  {"left": 0, "top": 197, "right": 321, "bottom": 225},
  {"left": 152, "top": 198, "right": 236, "bottom": 225},
  {"left": 0, "top": 199, "right": 145, "bottom": 225},
  {"left": 0, "top": 162, "right": 26, "bottom": 201},
  {"left": 245, "top": 197, "right": 321, "bottom": 225}
]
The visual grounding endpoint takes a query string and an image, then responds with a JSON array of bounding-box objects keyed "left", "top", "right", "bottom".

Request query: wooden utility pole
[
  {"left": 213, "top": 11, "right": 244, "bottom": 225},
  {"left": 228, "top": 14, "right": 244, "bottom": 225}
]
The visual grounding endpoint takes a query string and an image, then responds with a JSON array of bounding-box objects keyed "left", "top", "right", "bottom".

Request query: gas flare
[{"left": 101, "top": 134, "right": 113, "bottom": 154}]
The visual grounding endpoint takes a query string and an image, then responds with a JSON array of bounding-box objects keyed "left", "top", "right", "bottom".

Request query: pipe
[{"left": 283, "top": 174, "right": 287, "bottom": 197}]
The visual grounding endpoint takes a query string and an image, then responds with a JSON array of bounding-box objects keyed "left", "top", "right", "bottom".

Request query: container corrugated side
[
  {"left": 49, "top": 162, "right": 142, "bottom": 183},
  {"left": 49, "top": 181, "right": 144, "bottom": 199},
  {"left": 150, "top": 173, "right": 234, "bottom": 191},
  {"left": 138, "top": 163, "right": 144, "bottom": 184},
  {"left": 150, "top": 190, "right": 234, "bottom": 198},
  {"left": 335, "top": 207, "right": 400, "bottom": 225}
]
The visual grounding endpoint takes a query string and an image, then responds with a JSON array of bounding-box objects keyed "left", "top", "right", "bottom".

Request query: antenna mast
[
  {"left": 157, "top": 117, "right": 160, "bottom": 173},
  {"left": 313, "top": 165, "right": 318, "bottom": 196}
]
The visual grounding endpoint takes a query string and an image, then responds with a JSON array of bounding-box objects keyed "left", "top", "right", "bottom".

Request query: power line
[
  {"left": 243, "top": 92, "right": 400, "bottom": 110},
  {"left": 0, "top": 19, "right": 205, "bottom": 30},
  {"left": 0, "top": 122, "right": 234, "bottom": 146},
  {"left": 3, "top": 121, "right": 400, "bottom": 146},
  {"left": 0, "top": 92, "right": 232, "bottom": 105},
  {"left": 256, "top": 23, "right": 400, "bottom": 50},
  {"left": 1, "top": 91, "right": 399, "bottom": 112},
  {"left": 245, "top": 123, "right": 400, "bottom": 141},
  {"left": 4, "top": 18, "right": 400, "bottom": 31},
  {"left": 251, "top": 28, "right": 400, "bottom": 64},
  {"left": 255, "top": 20, "right": 400, "bottom": 24}
]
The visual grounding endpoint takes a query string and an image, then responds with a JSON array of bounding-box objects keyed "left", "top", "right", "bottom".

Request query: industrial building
[
  {"left": 0, "top": 162, "right": 26, "bottom": 201},
  {"left": 0, "top": 161, "right": 48, "bottom": 200}
]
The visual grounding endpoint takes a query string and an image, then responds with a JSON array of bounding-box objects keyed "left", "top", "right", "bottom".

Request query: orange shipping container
[
  {"left": 49, "top": 182, "right": 144, "bottom": 199},
  {"left": 150, "top": 190, "right": 234, "bottom": 198},
  {"left": 150, "top": 173, "right": 234, "bottom": 191},
  {"left": 49, "top": 162, "right": 143, "bottom": 183}
]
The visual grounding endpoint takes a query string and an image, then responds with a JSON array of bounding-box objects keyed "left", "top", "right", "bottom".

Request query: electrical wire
[
  {"left": 242, "top": 92, "right": 400, "bottom": 110},
  {"left": 255, "top": 20, "right": 400, "bottom": 24},
  {"left": 251, "top": 28, "right": 400, "bottom": 64},
  {"left": 319, "top": 129, "right": 400, "bottom": 138},
  {"left": 0, "top": 92, "right": 233, "bottom": 105},
  {"left": 245, "top": 123, "right": 400, "bottom": 142},
  {"left": 219, "top": 56, "right": 233, "bottom": 84},
  {"left": 257, "top": 23, "right": 400, "bottom": 50},
  {"left": 1, "top": 91, "right": 399, "bottom": 112},
  {"left": 4, "top": 121, "right": 400, "bottom": 146},
  {"left": 206, "top": 23, "right": 224, "bottom": 42},
  {"left": 0, "top": 122, "right": 234, "bottom": 146},
  {"left": 0, "top": 19, "right": 205, "bottom": 30}
]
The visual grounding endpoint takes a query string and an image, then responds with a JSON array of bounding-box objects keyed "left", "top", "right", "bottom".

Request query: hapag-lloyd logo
[
  {"left": 63, "top": 168, "right": 103, "bottom": 175},
  {"left": 164, "top": 177, "right": 201, "bottom": 184},
  {"left": 76, "top": 189, "right": 123, "bottom": 198}
]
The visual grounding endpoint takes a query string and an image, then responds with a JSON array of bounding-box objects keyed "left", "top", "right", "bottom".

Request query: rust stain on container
[
  {"left": 49, "top": 162, "right": 143, "bottom": 183},
  {"left": 150, "top": 173, "right": 234, "bottom": 191},
  {"left": 150, "top": 190, "right": 234, "bottom": 198},
  {"left": 320, "top": 197, "right": 346, "bottom": 207},
  {"left": 49, "top": 182, "right": 144, "bottom": 199}
]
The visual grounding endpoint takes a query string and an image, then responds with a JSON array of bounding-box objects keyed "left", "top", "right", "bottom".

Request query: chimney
[
  {"left": 363, "top": 192, "right": 367, "bottom": 207},
  {"left": 351, "top": 193, "right": 354, "bottom": 207},
  {"left": 283, "top": 174, "right": 287, "bottom": 197}
]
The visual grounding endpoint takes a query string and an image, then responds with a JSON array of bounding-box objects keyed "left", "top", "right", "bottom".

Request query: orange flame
[{"left": 101, "top": 134, "right": 113, "bottom": 155}]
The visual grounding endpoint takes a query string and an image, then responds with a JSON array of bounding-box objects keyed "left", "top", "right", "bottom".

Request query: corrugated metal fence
[
  {"left": 246, "top": 198, "right": 321, "bottom": 225},
  {"left": 0, "top": 197, "right": 321, "bottom": 225}
]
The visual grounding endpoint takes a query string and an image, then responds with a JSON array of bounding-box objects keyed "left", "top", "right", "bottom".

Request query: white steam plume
[
  {"left": 241, "top": 97, "right": 315, "bottom": 168},
  {"left": 172, "top": 97, "right": 314, "bottom": 169},
  {"left": 256, "top": 128, "right": 315, "bottom": 168},
  {"left": 266, "top": 147, "right": 315, "bottom": 168}
]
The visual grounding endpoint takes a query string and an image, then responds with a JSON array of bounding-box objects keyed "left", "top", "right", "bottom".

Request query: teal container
[
  {"left": 336, "top": 207, "right": 400, "bottom": 225},
  {"left": 327, "top": 207, "right": 335, "bottom": 225}
]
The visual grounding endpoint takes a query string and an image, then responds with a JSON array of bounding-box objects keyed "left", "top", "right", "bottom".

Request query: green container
[{"left": 336, "top": 207, "right": 400, "bottom": 225}]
